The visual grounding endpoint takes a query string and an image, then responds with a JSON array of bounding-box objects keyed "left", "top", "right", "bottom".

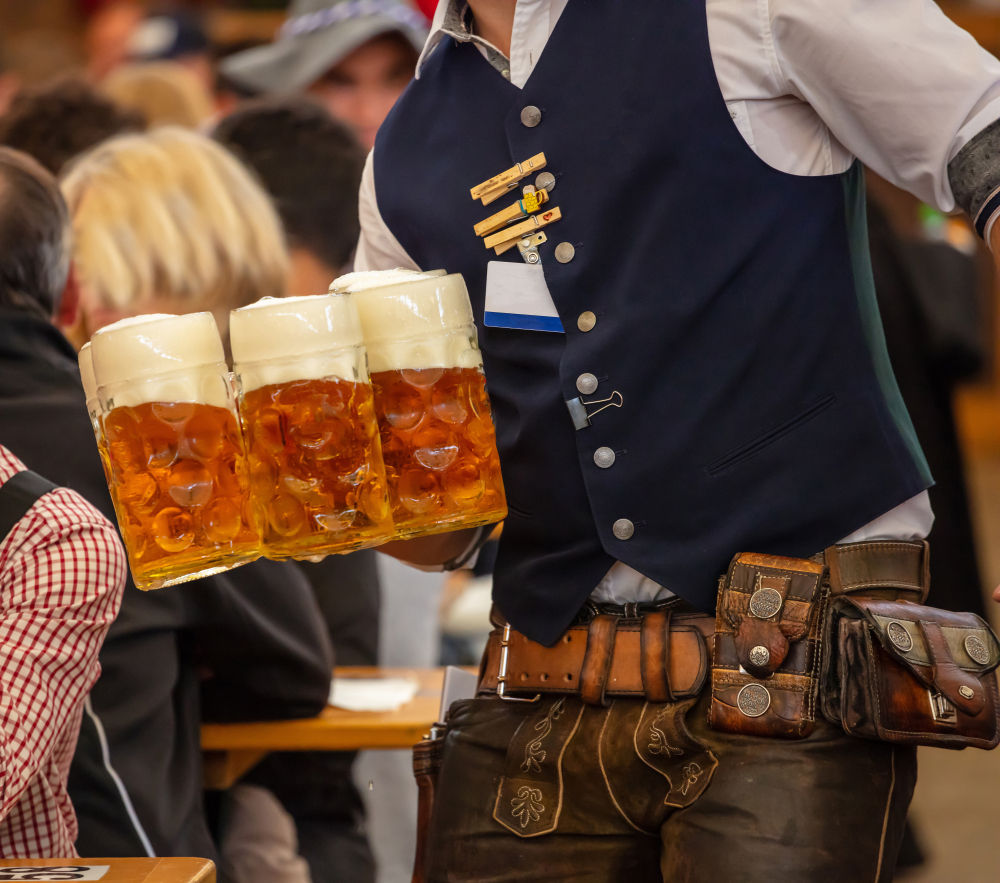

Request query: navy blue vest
[{"left": 374, "top": 0, "right": 931, "bottom": 645}]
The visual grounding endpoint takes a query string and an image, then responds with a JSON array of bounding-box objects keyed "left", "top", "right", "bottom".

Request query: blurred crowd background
[{"left": 0, "top": 0, "right": 999, "bottom": 881}]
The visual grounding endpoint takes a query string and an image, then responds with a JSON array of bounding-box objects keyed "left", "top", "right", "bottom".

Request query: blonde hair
[
  {"left": 61, "top": 127, "right": 287, "bottom": 332},
  {"left": 102, "top": 62, "right": 214, "bottom": 129}
]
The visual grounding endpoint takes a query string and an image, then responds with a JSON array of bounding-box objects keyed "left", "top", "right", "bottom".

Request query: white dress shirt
[{"left": 355, "top": 0, "right": 1000, "bottom": 600}]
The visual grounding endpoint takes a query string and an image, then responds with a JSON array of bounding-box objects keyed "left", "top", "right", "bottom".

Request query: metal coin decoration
[
  {"left": 886, "top": 621, "right": 913, "bottom": 653},
  {"left": 959, "top": 685, "right": 975, "bottom": 700},
  {"left": 749, "top": 645, "right": 770, "bottom": 667},
  {"left": 965, "top": 634, "right": 991, "bottom": 666},
  {"left": 749, "top": 587, "right": 782, "bottom": 619},
  {"left": 737, "top": 683, "right": 771, "bottom": 717}
]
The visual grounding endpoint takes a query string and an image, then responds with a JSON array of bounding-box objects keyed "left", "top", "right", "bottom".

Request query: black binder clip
[{"left": 565, "top": 391, "right": 623, "bottom": 430}]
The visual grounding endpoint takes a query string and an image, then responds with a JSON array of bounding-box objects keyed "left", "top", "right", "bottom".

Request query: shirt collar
[{"left": 415, "top": 0, "right": 509, "bottom": 78}]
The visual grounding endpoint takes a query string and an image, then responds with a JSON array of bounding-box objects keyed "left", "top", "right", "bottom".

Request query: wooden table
[
  {"left": 0, "top": 858, "right": 213, "bottom": 883},
  {"left": 201, "top": 667, "right": 449, "bottom": 789}
]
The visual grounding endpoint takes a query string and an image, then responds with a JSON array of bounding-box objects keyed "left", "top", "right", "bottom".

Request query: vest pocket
[{"left": 705, "top": 393, "right": 837, "bottom": 477}]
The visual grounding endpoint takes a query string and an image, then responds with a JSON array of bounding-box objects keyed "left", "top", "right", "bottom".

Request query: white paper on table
[{"left": 329, "top": 678, "right": 419, "bottom": 712}]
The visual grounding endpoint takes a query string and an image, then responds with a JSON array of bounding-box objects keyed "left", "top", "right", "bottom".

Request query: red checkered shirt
[{"left": 0, "top": 445, "right": 125, "bottom": 857}]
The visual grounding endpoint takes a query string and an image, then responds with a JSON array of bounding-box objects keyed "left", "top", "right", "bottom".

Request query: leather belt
[
  {"left": 479, "top": 540, "right": 929, "bottom": 706},
  {"left": 480, "top": 603, "right": 715, "bottom": 706},
  {"left": 822, "top": 539, "right": 929, "bottom": 602}
]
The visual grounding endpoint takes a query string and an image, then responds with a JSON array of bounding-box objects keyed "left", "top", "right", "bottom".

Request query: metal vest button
[
  {"left": 594, "top": 447, "right": 615, "bottom": 468},
  {"left": 554, "top": 242, "right": 576, "bottom": 264},
  {"left": 613, "top": 518, "right": 634, "bottom": 540},
  {"left": 576, "top": 373, "right": 598, "bottom": 394},
  {"left": 521, "top": 106, "right": 542, "bottom": 127},
  {"left": 535, "top": 171, "right": 556, "bottom": 192},
  {"left": 577, "top": 311, "right": 596, "bottom": 332}
]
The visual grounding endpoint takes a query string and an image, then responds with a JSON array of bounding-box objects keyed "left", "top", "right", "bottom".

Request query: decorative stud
[
  {"left": 965, "top": 634, "right": 991, "bottom": 665},
  {"left": 749, "top": 587, "right": 782, "bottom": 620},
  {"left": 959, "top": 685, "right": 975, "bottom": 700},
  {"left": 749, "top": 645, "right": 770, "bottom": 668},
  {"left": 737, "top": 683, "right": 770, "bottom": 718},
  {"left": 886, "top": 621, "right": 913, "bottom": 653}
]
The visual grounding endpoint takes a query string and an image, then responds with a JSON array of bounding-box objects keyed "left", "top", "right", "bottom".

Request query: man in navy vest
[{"left": 361, "top": 1, "right": 1000, "bottom": 879}]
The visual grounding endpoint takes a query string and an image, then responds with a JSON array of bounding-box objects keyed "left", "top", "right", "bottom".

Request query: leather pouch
[
  {"left": 708, "top": 553, "right": 829, "bottom": 738},
  {"left": 825, "top": 597, "right": 1000, "bottom": 749}
]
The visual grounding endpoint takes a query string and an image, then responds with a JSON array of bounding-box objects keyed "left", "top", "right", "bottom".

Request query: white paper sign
[
  {"left": 0, "top": 868, "right": 109, "bottom": 881},
  {"left": 484, "top": 262, "right": 564, "bottom": 332}
]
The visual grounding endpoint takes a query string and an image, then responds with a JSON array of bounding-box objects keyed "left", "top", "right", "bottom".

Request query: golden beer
[
  {"left": 231, "top": 293, "right": 395, "bottom": 559},
  {"left": 103, "top": 400, "right": 260, "bottom": 589},
  {"left": 334, "top": 270, "right": 508, "bottom": 540},
  {"left": 91, "top": 312, "right": 262, "bottom": 589},
  {"left": 372, "top": 365, "right": 506, "bottom": 537},
  {"left": 241, "top": 377, "right": 392, "bottom": 557}
]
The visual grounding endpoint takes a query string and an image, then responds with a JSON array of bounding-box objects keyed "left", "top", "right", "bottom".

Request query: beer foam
[
  {"left": 346, "top": 273, "right": 483, "bottom": 373},
  {"left": 328, "top": 268, "right": 444, "bottom": 293},
  {"left": 91, "top": 312, "right": 230, "bottom": 410},
  {"left": 231, "top": 295, "right": 366, "bottom": 392},
  {"left": 79, "top": 342, "right": 99, "bottom": 411}
]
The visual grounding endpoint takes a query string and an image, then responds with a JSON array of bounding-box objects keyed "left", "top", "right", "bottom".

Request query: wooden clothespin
[
  {"left": 473, "top": 188, "right": 550, "bottom": 237},
  {"left": 470, "top": 153, "right": 547, "bottom": 207},
  {"left": 484, "top": 206, "right": 562, "bottom": 250}
]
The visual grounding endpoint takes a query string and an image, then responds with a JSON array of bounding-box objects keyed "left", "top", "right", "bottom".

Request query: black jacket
[{"left": 0, "top": 310, "right": 334, "bottom": 859}]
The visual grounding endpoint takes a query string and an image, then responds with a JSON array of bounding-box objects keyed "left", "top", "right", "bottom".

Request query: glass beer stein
[
  {"left": 231, "top": 295, "right": 393, "bottom": 559},
  {"left": 90, "top": 313, "right": 261, "bottom": 590},
  {"left": 332, "top": 270, "right": 507, "bottom": 540}
]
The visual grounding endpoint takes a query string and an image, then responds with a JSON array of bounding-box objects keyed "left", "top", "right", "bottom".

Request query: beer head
[
  {"left": 328, "top": 268, "right": 445, "bottom": 294},
  {"left": 341, "top": 272, "right": 481, "bottom": 374},
  {"left": 79, "top": 342, "right": 100, "bottom": 413},
  {"left": 91, "top": 312, "right": 229, "bottom": 409},
  {"left": 230, "top": 294, "right": 365, "bottom": 392}
]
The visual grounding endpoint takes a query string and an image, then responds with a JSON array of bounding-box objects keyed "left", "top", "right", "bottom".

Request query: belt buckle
[{"left": 497, "top": 623, "right": 541, "bottom": 703}]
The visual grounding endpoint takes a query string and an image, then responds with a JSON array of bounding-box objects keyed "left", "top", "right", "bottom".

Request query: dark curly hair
[{"left": 0, "top": 76, "right": 146, "bottom": 175}]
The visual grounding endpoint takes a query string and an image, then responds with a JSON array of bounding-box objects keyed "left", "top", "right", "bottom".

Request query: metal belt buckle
[{"left": 497, "top": 623, "right": 541, "bottom": 703}]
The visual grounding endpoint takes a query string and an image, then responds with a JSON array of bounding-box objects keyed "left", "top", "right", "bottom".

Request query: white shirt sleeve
[
  {"left": 354, "top": 149, "right": 423, "bottom": 273},
  {"left": 766, "top": 0, "right": 1000, "bottom": 210}
]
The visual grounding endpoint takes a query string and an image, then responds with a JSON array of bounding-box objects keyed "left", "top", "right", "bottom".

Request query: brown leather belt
[{"left": 479, "top": 540, "right": 928, "bottom": 705}]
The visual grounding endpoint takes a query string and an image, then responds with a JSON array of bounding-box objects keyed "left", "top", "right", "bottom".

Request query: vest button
[
  {"left": 594, "top": 447, "right": 615, "bottom": 468},
  {"left": 555, "top": 242, "right": 575, "bottom": 263},
  {"left": 521, "top": 105, "right": 542, "bottom": 127},
  {"left": 613, "top": 519, "right": 634, "bottom": 540},
  {"left": 535, "top": 171, "right": 556, "bottom": 192},
  {"left": 577, "top": 311, "right": 596, "bottom": 332},
  {"left": 576, "top": 373, "right": 598, "bottom": 395}
]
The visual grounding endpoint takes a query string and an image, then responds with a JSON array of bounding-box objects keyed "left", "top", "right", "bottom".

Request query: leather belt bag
[
  {"left": 479, "top": 604, "right": 714, "bottom": 705},
  {"left": 709, "top": 552, "right": 830, "bottom": 739},
  {"left": 822, "top": 597, "right": 1000, "bottom": 749}
]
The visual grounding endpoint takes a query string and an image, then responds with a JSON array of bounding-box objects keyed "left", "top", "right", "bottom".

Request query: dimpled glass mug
[
  {"left": 90, "top": 313, "right": 262, "bottom": 589},
  {"left": 330, "top": 269, "right": 507, "bottom": 540},
  {"left": 230, "top": 294, "right": 394, "bottom": 559}
]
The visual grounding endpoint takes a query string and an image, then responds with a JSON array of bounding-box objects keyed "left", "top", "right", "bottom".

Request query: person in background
[
  {"left": 102, "top": 62, "right": 215, "bottom": 129},
  {"left": 213, "top": 98, "right": 366, "bottom": 293},
  {"left": 214, "top": 97, "right": 377, "bottom": 883},
  {"left": 0, "top": 148, "right": 126, "bottom": 857},
  {"left": 0, "top": 76, "right": 145, "bottom": 175},
  {"left": 127, "top": 12, "right": 215, "bottom": 98},
  {"left": 0, "top": 128, "right": 331, "bottom": 875},
  {"left": 61, "top": 126, "right": 284, "bottom": 347},
  {"left": 0, "top": 445, "right": 125, "bottom": 857},
  {"left": 219, "top": 0, "right": 427, "bottom": 149}
]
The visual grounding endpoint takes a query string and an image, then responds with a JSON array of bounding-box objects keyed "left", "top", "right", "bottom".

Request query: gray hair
[{"left": 0, "top": 147, "right": 72, "bottom": 319}]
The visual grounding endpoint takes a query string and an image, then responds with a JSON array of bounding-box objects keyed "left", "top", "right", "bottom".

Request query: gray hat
[{"left": 220, "top": 0, "right": 429, "bottom": 95}]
